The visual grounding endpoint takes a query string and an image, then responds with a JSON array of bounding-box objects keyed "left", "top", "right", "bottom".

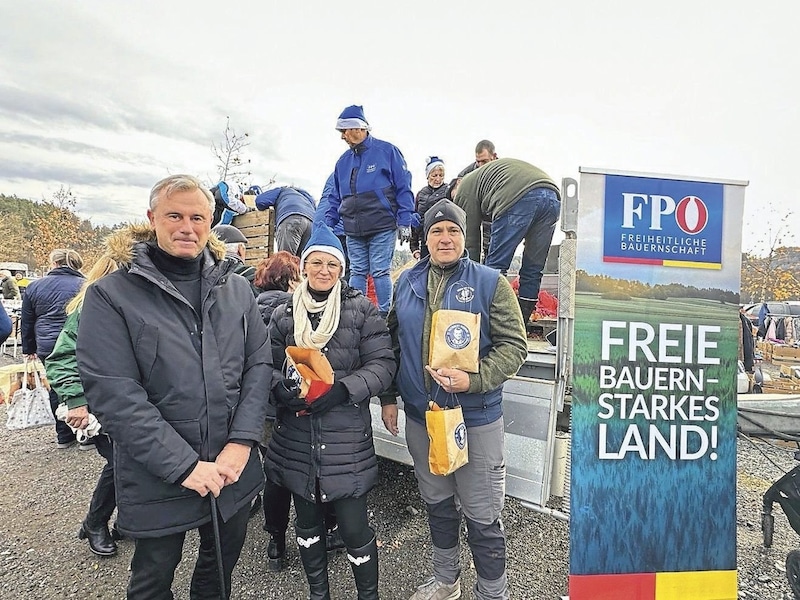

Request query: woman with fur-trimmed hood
[{"left": 46, "top": 224, "right": 156, "bottom": 556}]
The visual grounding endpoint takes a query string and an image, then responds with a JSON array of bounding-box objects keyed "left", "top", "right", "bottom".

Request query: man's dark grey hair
[
  {"left": 149, "top": 174, "right": 214, "bottom": 212},
  {"left": 474, "top": 140, "right": 495, "bottom": 154}
]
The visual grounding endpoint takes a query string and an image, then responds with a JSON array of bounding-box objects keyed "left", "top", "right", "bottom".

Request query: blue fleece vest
[{"left": 394, "top": 256, "right": 503, "bottom": 427}]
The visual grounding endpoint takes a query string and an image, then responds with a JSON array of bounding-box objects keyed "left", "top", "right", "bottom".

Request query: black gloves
[
  {"left": 273, "top": 378, "right": 307, "bottom": 413},
  {"left": 308, "top": 381, "right": 349, "bottom": 415}
]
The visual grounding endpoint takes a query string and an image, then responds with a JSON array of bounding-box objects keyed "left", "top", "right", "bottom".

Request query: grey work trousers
[{"left": 406, "top": 416, "right": 507, "bottom": 585}]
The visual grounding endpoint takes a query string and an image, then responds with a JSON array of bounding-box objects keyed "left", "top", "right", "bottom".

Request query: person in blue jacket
[
  {"left": 325, "top": 104, "right": 416, "bottom": 317},
  {"left": 255, "top": 185, "right": 317, "bottom": 257},
  {"left": 0, "top": 302, "right": 11, "bottom": 346},
  {"left": 21, "top": 249, "right": 85, "bottom": 449},
  {"left": 210, "top": 180, "right": 250, "bottom": 227}
]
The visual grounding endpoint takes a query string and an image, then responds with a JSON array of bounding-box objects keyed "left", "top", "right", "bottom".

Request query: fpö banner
[{"left": 569, "top": 169, "right": 747, "bottom": 600}]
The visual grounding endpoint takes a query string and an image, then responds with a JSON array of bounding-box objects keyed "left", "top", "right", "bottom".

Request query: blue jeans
[
  {"left": 347, "top": 229, "right": 395, "bottom": 314},
  {"left": 485, "top": 188, "right": 560, "bottom": 301}
]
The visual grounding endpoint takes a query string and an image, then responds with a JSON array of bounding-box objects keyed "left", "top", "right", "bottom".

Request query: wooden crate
[
  {"left": 773, "top": 345, "right": 800, "bottom": 360},
  {"left": 761, "top": 378, "right": 800, "bottom": 394},
  {"left": 232, "top": 208, "right": 275, "bottom": 266}
]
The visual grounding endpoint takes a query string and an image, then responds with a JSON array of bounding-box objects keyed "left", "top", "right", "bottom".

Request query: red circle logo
[{"left": 675, "top": 196, "right": 708, "bottom": 234}]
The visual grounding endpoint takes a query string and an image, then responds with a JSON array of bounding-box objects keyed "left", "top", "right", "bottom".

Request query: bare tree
[{"left": 211, "top": 116, "right": 251, "bottom": 185}]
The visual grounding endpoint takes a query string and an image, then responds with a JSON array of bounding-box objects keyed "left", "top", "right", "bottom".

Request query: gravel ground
[{"left": 1, "top": 351, "right": 799, "bottom": 599}]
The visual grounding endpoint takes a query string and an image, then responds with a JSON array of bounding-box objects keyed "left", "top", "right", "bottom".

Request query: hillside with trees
[{"left": 1, "top": 190, "right": 114, "bottom": 274}]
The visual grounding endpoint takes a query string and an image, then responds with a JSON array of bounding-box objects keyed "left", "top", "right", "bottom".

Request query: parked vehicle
[{"left": 743, "top": 302, "right": 800, "bottom": 327}]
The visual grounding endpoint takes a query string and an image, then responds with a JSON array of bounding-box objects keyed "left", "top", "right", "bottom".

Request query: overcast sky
[{"left": 2, "top": 0, "right": 796, "bottom": 255}]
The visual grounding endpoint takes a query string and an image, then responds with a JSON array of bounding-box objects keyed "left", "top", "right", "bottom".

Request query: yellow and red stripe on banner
[
  {"left": 603, "top": 256, "right": 722, "bottom": 270},
  {"left": 569, "top": 569, "right": 737, "bottom": 599}
]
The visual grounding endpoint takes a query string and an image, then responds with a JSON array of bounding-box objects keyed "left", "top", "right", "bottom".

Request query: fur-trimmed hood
[{"left": 103, "top": 222, "right": 228, "bottom": 264}]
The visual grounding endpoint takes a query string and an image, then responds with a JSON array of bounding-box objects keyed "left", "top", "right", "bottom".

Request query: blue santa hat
[
  {"left": 336, "top": 104, "right": 371, "bottom": 131},
  {"left": 301, "top": 222, "right": 346, "bottom": 271},
  {"left": 425, "top": 156, "right": 445, "bottom": 177}
]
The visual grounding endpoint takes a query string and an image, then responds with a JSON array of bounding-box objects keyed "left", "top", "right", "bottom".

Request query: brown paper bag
[
  {"left": 285, "top": 346, "right": 335, "bottom": 402},
  {"left": 425, "top": 400, "right": 468, "bottom": 476},
  {"left": 429, "top": 309, "right": 480, "bottom": 373}
]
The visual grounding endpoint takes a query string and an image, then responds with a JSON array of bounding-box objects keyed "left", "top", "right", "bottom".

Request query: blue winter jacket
[
  {"left": 325, "top": 134, "right": 415, "bottom": 237},
  {"left": 0, "top": 303, "right": 11, "bottom": 346},
  {"left": 315, "top": 173, "right": 345, "bottom": 236},
  {"left": 21, "top": 266, "right": 85, "bottom": 357},
  {"left": 255, "top": 186, "right": 316, "bottom": 226}
]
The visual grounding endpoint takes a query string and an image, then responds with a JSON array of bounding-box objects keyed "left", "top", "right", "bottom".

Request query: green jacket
[
  {"left": 1, "top": 277, "right": 20, "bottom": 300},
  {"left": 455, "top": 158, "right": 560, "bottom": 261},
  {"left": 45, "top": 308, "right": 85, "bottom": 409}
]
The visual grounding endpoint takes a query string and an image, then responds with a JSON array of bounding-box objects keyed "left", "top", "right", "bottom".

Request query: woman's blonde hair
[
  {"left": 49, "top": 248, "right": 84, "bottom": 271},
  {"left": 66, "top": 255, "right": 120, "bottom": 315}
]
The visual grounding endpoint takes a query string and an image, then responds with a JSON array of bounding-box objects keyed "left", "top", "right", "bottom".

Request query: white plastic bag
[{"left": 6, "top": 358, "right": 55, "bottom": 430}]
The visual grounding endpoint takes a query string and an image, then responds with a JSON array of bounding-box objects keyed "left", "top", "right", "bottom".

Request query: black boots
[
  {"left": 78, "top": 520, "right": 117, "bottom": 556},
  {"left": 348, "top": 533, "right": 379, "bottom": 600},
  {"left": 267, "top": 531, "right": 286, "bottom": 572},
  {"left": 326, "top": 524, "right": 346, "bottom": 553},
  {"left": 518, "top": 298, "right": 537, "bottom": 327},
  {"left": 296, "top": 523, "right": 330, "bottom": 600}
]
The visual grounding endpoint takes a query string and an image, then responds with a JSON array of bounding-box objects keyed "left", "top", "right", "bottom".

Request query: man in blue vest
[{"left": 381, "top": 199, "right": 527, "bottom": 600}]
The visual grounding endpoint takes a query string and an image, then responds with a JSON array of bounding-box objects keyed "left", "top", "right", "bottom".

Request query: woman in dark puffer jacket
[
  {"left": 409, "top": 156, "right": 449, "bottom": 260},
  {"left": 265, "top": 224, "right": 395, "bottom": 600},
  {"left": 254, "top": 251, "right": 346, "bottom": 570}
]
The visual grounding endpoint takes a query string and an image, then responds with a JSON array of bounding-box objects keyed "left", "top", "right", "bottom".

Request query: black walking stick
[{"left": 209, "top": 494, "right": 227, "bottom": 600}]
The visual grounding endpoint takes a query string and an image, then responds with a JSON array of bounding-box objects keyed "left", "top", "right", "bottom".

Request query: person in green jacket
[
  {"left": 453, "top": 157, "right": 561, "bottom": 332},
  {"left": 46, "top": 225, "right": 151, "bottom": 556}
]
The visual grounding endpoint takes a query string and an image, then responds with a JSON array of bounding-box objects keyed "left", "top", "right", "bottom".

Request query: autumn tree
[
  {"left": 211, "top": 116, "right": 251, "bottom": 186},
  {"left": 0, "top": 210, "right": 27, "bottom": 263},
  {"left": 740, "top": 209, "right": 798, "bottom": 302},
  {"left": 29, "top": 186, "right": 81, "bottom": 268}
]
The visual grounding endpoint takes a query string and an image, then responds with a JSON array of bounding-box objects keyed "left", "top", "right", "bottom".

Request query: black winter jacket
[
  {"left": 410, "top": 183, "right": 449, "bottom": 254},
  {"left": 76, "top": 240, "right": 272, "bottom": 538},
  {"left": 257, "top": 289, "right": 292, "bottom": 420},
  {"left": 265, "top": 284, "right": 395, "bottom": 503},
  {"left": 21, "top": 266, "right": 85, "bottom": 356}
]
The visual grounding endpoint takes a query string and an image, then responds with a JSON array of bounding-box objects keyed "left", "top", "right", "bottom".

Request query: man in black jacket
[{"left": 77, "top": 174, "right": 272, "bottom": 599}]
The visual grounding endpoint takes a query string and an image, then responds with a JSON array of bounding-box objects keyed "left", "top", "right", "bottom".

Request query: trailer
[{"left": 371, "top": 177, "right": 578, "bottom": 513}]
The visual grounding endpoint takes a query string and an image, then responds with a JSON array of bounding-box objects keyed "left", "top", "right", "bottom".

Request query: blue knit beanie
[
  {"left": 425, "top": 156, "right": 445, "bottom": 177},
  {"left": 336, "top": 105, "right": 371, "bottom": 131},
  {"left": 301, "top": 222, "right": 346, "bottom": 271}
]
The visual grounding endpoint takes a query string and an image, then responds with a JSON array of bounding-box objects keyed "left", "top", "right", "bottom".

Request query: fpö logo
[
  {"left": 622, "top": 194, "right": 709, "bottom": 235},
  {"left": 603, "top": 174, "right": 724, "bottom": 268}
]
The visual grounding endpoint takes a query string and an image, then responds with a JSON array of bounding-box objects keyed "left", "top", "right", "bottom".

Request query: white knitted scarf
[{"left": 292, "top": 279, "right": 342, "bottom": 349}]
